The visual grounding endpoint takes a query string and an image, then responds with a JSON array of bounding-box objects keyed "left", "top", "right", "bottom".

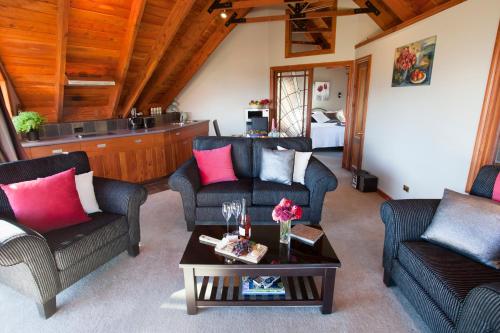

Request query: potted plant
[{"left": 12, "top": 111, "right": 45, "bottom": 141}]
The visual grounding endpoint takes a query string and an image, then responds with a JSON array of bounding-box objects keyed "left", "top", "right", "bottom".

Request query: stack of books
[{"left": 241, "top": 276, "right": 285, "bottom": 296}]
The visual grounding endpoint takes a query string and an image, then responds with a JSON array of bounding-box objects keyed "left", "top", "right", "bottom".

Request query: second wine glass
[
  {"left": 231, "top": 199, "right": 242, "bottom": 227},
  {"left": 222, "top": 202, "right": 233, "bottom": 235}
]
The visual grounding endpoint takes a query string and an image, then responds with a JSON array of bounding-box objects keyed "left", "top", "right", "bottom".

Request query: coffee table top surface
[{"left": 179, "top": 225, "right": 340, "bottom": 268}]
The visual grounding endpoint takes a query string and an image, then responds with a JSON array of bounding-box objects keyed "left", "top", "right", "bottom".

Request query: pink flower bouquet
[{"left": 272, "top": 198, "right": 302, "bottom": 244}]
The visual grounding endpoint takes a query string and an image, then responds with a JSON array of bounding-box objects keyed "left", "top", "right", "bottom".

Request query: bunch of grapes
[
  {"left": 232, "top": 239, "right": 250, "bottom": 256},
  {"left": 396, "top": 47, "right": 416, "bottom": 71}
]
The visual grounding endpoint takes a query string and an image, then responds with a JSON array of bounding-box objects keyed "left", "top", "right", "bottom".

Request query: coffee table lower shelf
[{"left": 182, "top": 269, "right": 337, "bottom": 315}]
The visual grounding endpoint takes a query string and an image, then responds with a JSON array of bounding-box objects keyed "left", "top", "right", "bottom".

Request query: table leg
[
  {"left": 183, "top": 268, "right": 198, "bottom": 315},
  {"left": 321, "top": 268, "right": 336, "bottom": 314}
]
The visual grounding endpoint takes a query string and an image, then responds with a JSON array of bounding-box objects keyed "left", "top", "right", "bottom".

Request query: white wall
[
  {"left": 311, "top": 67, "right": 348, "bottom": 111},
  {"left": 356, "top": 0, "right": 500, "bottom": 199},
  {"left": 178, "top": 1, "right": 380, "bottom": 135}
]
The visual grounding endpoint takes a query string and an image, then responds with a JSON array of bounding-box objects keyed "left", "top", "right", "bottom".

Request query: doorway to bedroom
[{"left": 270, "top": 61, "right": 354, "bottom": 170}]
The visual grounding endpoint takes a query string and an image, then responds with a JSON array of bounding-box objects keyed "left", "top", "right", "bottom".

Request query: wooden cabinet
[
  {"left": 169, "top": 122, "right": 209, "bottom": 168},
  {"left": 26, "top": 142, "right": 82, "bottom": 159},
  {"left": 24, "top": 122, "right": 209, "bottom": 183}
]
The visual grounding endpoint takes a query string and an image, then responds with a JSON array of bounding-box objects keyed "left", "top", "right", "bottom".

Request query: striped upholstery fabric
[
  {"left": 398, "top": 241, "right": 500, "bottom": 323},
  {"left": 0, "top": 152, "right": 147, "bottom": 316},
  {"left": 45, "top": 213, "right": 128, "bottom": 270},
  {"left": 59, "top": 235, "right": 129, "bottom": 289},
  {"left": 457, "top": 282, "right": 500, "bottom": 333},
  {"left": 0, "top": 220, "right": 60, "bottom": 303},
  {"left": 380, "top": 199, "right": 441, "bottom": 281},
  {"left": 381, "top": 165, "right": 500, "bottom": 333},
  {"left": 470, "top": 165, "right": 500, "bottom": 199},
  {"left": 392, "top": 261, "right": 455, "bottom": 333}
]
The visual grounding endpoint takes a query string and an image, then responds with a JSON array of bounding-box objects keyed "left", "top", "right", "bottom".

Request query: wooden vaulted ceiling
[{"left": 0, "top": 0, "right": 460, "bottom": 123}]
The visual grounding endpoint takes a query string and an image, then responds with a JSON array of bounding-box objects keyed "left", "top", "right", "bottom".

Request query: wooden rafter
[
  {"left": 353, "top": 0, "right": 400, "bottom": 30},
  {"left": 120, "top": 0, "right": 196, "bottom": 118},
  {"left": 381, "top": 0, "right": 417, "bottom": 21},
  {"left": 0, "top": 60, "right": 20, "bottom": 117},
  {"left": 159, "top": 9, "right": 252, "bottom": 111},
  {"left": 55, "top": 0, "right": 69, "bottom": 122},
  {"left": 108, "top": 0, "right": 146, "bottom": 117},
  {"left": 211, "top": 0, "right": 331, "bottom": 10}
]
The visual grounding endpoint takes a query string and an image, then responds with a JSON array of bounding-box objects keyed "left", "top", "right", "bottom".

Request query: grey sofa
[
  {"left": 169, "top": 136, "right": 338, "bottom": 231},
  {"left": 381, "top": 165, "right": 500, "bottom": 333},
  {"left": 0, "top": 152, "right": 147, "bottom": 318}
]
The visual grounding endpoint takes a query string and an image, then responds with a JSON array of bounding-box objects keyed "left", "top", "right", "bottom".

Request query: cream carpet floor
[{"left": 0, "top": 152, "right": 431, "bottom": 333}]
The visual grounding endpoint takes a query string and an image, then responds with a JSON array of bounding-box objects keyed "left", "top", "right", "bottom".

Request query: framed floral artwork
[
  {"left": 314, "top": 81, "right": 330, "bottom": 101},
  {"left": 392, "top": 36, "right": 437, "bottom": 87}
]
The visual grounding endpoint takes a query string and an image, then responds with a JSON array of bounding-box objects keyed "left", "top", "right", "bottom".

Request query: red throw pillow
[
  {"left": 193, "top": 144, "right": 238, "bottom": 185},
  {"left": 493, "top": 173, "right": 500, "bottom": 202},
  {"left": 0, "top": 168, "right": 90, "bottom": 233}
]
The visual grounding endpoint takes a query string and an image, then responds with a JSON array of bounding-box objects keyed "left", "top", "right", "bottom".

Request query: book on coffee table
[
  {"left": 290, "top": 225, "right": 324, "bottom": 245},
  {"left": 241, "top": 277, "right": 285, "bottom": 295}
]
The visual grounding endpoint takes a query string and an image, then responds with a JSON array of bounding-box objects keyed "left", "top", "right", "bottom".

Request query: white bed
[{"left": 310, "top": 122, "right": 345, "bottom": 149}]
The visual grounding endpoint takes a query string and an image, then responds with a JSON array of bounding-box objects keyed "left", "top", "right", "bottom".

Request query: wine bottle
[{"left": 239, "top": 198, "right": 251, "bottom": 239}]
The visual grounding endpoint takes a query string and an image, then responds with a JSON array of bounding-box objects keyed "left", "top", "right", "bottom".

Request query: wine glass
[
  {"left": 231, "top": 200, "right": 242, "bottom": 227},
  {"left": 222, "top": 202, "right": 233, "bottom": 235}
]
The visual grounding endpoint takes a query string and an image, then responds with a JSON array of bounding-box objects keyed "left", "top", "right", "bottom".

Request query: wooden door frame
[
  {"left": 347, "top": 55, "right": 372, "bottom": 171},
  {"left": 269, "top": 60, "right": 354, "bottom": 168},
  {"left": 466, "top": 21, "right": 500, "bottom": 191}
]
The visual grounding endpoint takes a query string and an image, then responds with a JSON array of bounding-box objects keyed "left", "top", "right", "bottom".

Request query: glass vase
[{"left": 279, "top": 220, "right": 291, "bottom": 244}]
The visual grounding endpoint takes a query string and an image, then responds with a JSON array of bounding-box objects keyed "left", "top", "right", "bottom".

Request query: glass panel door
[{"left": 275, "top": 70, "right": 310, "bottom": 137}]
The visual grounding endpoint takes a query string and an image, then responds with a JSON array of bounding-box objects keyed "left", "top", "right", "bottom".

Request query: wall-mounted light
[{"left": 220, "top": 10, "right": 228, "bottom": 19}]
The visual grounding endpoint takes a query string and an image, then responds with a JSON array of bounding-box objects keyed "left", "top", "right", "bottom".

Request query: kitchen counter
[{"left": 22, "top": 120, "right": 210, "bottom": 148}]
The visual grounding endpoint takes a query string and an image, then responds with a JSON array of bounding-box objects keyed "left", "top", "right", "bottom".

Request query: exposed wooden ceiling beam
[
  {"left": 356, "top": 0, "right": 465, "bottom": 48},
  {"left": 135, "top": 6, "right": 224, "bottom": 112},
  {"left": 55, "top": 0, "right": 69, "bottom": 122},
  {"left": 108, "top": 0, "right": 146, "bottom": 118},
  {"left": 120, "top": 0, "right": 196, "bottom": 118},
  {"left": 159, "top": 9, "right": 252, "bottom": 110},
  {"left": 353, "top": 0, "right": 400, "bottom": 30},
  {"left": 381, "top": 0, "right": 417, "bottom": 21},
  {"left": 212, "top": 0, "right": 331, "bottom": 10},
  {"left": 0, "top": 59, "right": 20, "bottom": 117}
]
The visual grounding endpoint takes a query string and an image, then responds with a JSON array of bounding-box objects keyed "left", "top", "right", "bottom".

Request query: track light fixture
[{"left": 220, "top": 10, "right": 228, "bottom": 19}]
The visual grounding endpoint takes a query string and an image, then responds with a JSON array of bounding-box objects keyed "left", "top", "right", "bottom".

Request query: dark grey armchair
[
  {"left": 380, "top": 165, "right": 500, "bottom": 333},
  {"left": 0, "top": 152, "right": 147, "bottom": 318},
  {"left": 169, "top": 136, "right": 337, "bottom": 231}
]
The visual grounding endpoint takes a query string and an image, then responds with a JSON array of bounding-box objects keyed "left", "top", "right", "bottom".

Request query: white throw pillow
[
  {"left": 277, "top": 146, "right": 312, "bottom": 185},
  {"left": 75, "top": 171, "right": 101, "bottom": 214}
]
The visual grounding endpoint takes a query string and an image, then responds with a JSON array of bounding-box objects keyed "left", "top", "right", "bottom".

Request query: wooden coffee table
[{"left": 179, "top": 225, "right": 341, "bottom": 314}]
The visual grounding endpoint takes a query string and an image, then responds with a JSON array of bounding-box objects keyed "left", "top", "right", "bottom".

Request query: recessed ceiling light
[{"left": 220, "top": 10, "right": 228, "bottom": 19}]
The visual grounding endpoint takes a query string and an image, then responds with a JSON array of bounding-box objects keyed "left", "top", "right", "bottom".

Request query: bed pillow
[
  {"left": 259, "top": 148, "right": 295, "bottom": 185},
  {"left": 0, "top": 168, "right": 90, "bottom": 233},
  {"left": 311, "top": 111, "right": 330, "bottom": 124},
  {"left": 422, "top": 189, "right": 500, "bottom": 269},
  {"left": 193, "top": 144, "right": 238, "bottom": 185},
  {"left": 75, "top": 171, "right": 102, "bottom": 214},
  {"left": 277, "top": 146, "right": 312, "bottom": 185}
]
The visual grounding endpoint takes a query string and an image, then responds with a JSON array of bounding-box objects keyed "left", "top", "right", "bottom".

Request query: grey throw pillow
[
  {"left": 259, "top": 148, "right": 295, "bottom": 185},
  {"left": 422, "top": 189, "right": 500, "bottom": 269}
]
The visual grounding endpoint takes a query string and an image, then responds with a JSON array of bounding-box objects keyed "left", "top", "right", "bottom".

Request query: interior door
[
  {"left": 350, "top": 56, "right": 371, "bottom": 171},
  {"left": 273, "top": 69, "right": 313, "bottom": 137}
]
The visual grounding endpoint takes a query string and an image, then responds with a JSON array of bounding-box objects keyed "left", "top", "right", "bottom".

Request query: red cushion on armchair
[
  {"left": 0, "top": 168, "right": 90, "bottom": 233},
  {"left": 193, "top": 144, "right": 238, "bottom": 185}
]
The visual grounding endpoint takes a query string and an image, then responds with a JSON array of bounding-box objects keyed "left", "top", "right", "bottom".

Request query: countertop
[{"left": 22, "top": 120, "right": 209, "bottom": 148}]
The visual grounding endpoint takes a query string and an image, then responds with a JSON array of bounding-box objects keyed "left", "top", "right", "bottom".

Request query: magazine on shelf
[{"left": 241, "top": 276, "right": 285, "bottom": 295}]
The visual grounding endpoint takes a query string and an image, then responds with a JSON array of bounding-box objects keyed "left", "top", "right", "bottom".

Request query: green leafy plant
[{"left": 12, "top": 111, "right": 45, "bottom": 134}]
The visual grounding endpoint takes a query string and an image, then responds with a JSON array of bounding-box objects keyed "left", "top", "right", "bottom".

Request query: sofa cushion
[
  {"left": 45, "top": 212, "right": 128, "bottom": 270},
  {"left": 252, "top": 137, "right": 312, "bottom": 178},
  {"left": 193, "top": 144, "right": 238, "bottom": 185},
  {"left": 252, "top": 179, "right": 309, "bottom": 206},
  {"left": 421, "top": 189, "right": 500, "bottom": 269},
  {"left": 470, "top": 165, "right": 499, "bottom": 199},
  {"left": 398, "top": 241, "right": 500, "bottom": 323},
  {"left": 0, "top": 152, "right": 91, "bottom": 220},
  {"left": 196, "top": 179, "right": 253, "bottom": 207},
  {"left": 193, "top": 137, "right": 253, "bottom": 178}
]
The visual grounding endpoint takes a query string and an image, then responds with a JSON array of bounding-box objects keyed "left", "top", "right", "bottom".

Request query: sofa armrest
[
  {"left": 93, "top": 177, "right": 148, "bottom": 245},
  {"left": 0, "top": 218, "right": 60, "bottom": 304},
  {"left": 380, "top": 199, "right": 440, "bottom": 284},
  {"left": 457, "top": 282, "right": 500, "bottom": 333},
  {"left": 304, "top": 157, "right": 338, "bottom": 223},
  {"left": 168, "top": 158, "right": 201, "bottom": 230}
]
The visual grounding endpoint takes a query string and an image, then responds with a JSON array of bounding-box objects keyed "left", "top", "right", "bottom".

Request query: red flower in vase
[{"left": 272, "top": 198, "right": 302, "bottom": 222}]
